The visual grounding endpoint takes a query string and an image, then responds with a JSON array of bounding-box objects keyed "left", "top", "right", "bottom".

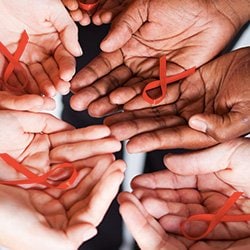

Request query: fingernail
[{"left": 189, "top": 119, "right": 207, "bottom": 133}]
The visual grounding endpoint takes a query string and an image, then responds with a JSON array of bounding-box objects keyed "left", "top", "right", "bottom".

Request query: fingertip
[
  {"left": 189, "top": 117, "right": 207, "bottom": 133},
  {"left": 70, "top": 94, "right": 86, "bottom": 111}
]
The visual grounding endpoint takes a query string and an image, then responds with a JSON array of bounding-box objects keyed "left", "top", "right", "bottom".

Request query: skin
[
  {"left": 70, "top": 0, "right": 249, "bottom": 117},
  {"left": 0, "top": 110, "right": 121, "bottom": 180},
  {"left": 103, "top": 48, "right": 250, "bottom": 153},
  {"left": 62, "top": 0, "right": 128, "bottom": 26},
  {"left": 119, "top": 192, "right": 250, "bottom": 250},
  {"left": 0, "top": 0, "right": 82, "bottom": 97},
  {"left": 0, "top": 156, "right": 126, "bottom": 250},
  {"left": 118, "top": 138, "right": 250, "bottom": 249}
]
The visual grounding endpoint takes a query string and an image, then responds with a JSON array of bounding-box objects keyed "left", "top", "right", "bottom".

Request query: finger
[
  {"left": 50, "top": 125, "right": 111, "bottom": 147},
  {"left": 189, "top": 110, "right": 250, "bottom": 142},
  {"left": 42, "top": 56, "right": 70, "bottom": 95},
  {"left": 100, "top": 1, "right": 147, "bottom": 52},
  {"left": 50, "top": 138, "right": 121, "bottom": 163},
  {"left": 163, "top": 140, "right": 241, "bottom": 176},
  {"left": 70, "top": 63, "right": 130, "bottom": 111},
  {"left": 108, "top": 115, "right": 185, "bottom": 141},
  {"left": 142, "top": 198, "right": 205, "bottom": 221},
  {"left": 49, "top": 1, "right": 82, "bottom": 56},
  {"left": 118, "top": 192, "right": 185, "bottom": 250},
  {"left": 92, "top": 0, "right": 122, "bottom": 25},
  {"left": 68, "top": 160, "right": 125, "bottom": 226},
  {"left": 71, "top": 50, "right": 123, "bottom": 92},
  {"left": 60, "top": 155, "right": 114, "bottom": 208},
  {"left": 70, "top": 9, "right": 84, "bottom": 22},
  {"left": 131, "top": 170, "right": 197, "bottom": 190},
  {"left": 109, "top": 77, "right": 153, "bottom": 105},
  {"left": 29, "top": 63, "right": 56, "bottom": 97},
  {"left": 133, "top": 188, "right": 201, "bottom": 205},
  {"left": 104, "top": 105, "right": 178, "bottom": 126},
  {"left": 54, "top": 44, "right": 76, "bottom": 82},
  {"left": 0, "top": 92, "right": 55, "bottom": 111},
  {"left": 0, "top": 110, "right": 73, "bottom": 133},
  {"left": 88, "top": 96, "right": 120, "bottom": 117},
  {"left": 126, "top": 125, "right": 217, "bottom": 153},
  {"left": 62, "top": 0, "right": 78, "bottom": 11},
  {"left": 17, "top": 63, "right": 40, "bottom": 95},
  {"left": 123, "top": 82, "right": 181, "bottom": 111}
]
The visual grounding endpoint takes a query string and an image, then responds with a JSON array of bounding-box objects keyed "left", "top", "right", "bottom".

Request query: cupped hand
[
  {"left": 0, "top": 156, "right": 125, "bottom": 250},
  {"left": 104, "top": 48, "right": 250, "bottom": 153},
  {"left": 62, "top": 0, "right": 127, "bottom": 26},
  {"left": 70, "top": 0, "right": 248, "bottom": 117},
  {"left": 0, "top": 110, "right": 121, "bottom": 180},
  {"left": 0, "top": 0, "right": 82, "bottom": 97},
  {"left": 119, "top": 192, "right": 250, "bottom": 250},
  {"left": 129, "top": 138, "right": 250, "bottom": 242}
]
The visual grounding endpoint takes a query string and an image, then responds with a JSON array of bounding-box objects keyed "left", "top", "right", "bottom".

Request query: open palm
[
  {"left": 129, "top": 138, "right": 250, "bottom": 242},
  {"left": 0, "top": 110, "right": 121, "bottom": 181},
  {"left": 104, "top": 48, "right": 250, "bottom": 153},
  {"left": 0, "top": 156, "right": 125, "bottom": 250},
  {"left": 0, "top": 0, "right": 81, "bottom": 97},
  {"left": 70, "top": 0, "right": 247, "bottom": 117},
  {"left": 119, "top": 191, "right": 250, "bottom": 250}
]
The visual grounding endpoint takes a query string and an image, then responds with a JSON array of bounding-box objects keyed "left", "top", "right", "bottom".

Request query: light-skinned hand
[
  {"left": 0, "top": 0, "right": 82, "bottom": 97},
  {"left": 0, "top": 156, "right": 125, "bottom": 250},
  {"left": 129, "top": 138, "right": 250, "bottom": 243},
  {"left": 119, "top": 192, "right": 250, "bottom": 250},
  {"left": 104, "top": 48, "right": 250, "bottom": 153},
  {"left": 0, "top": 110, "right": 121, "bottom": 181},
  {"left": 70, "top": 0, "right": 249, "bottom": 117}
]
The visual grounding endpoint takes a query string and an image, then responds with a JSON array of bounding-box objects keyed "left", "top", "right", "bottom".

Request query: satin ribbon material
[
  {"left": 77, "top": 0, "right": 99, "bottom": 13},
  {"left": 142, "top": 56, "right": 196, "bottom": 105},
  {"left": 0, "top": 30, "right": 29, "bottom": 91},
  {"left": 0, "top": 153, "right": 78, "bottom": 189},
  {"left": 180, "top": 192, "right": 250, "bottom": 241}
]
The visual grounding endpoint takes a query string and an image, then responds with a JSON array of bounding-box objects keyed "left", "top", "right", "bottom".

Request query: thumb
[
  {"left": 100, "top": 1, "right": 148, "bottom": 52},
  {"left": 189, "top": 111, "right": 250, "bottom": 142},
  {"left": 163, "top": 143, "right": 234, "bottom": 175},
  {"left": 49, "top": 1, "right": 82, "bottom": 57}
]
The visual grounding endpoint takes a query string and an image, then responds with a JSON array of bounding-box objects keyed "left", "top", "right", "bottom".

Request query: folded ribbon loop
[
  {"left": 0, "top": 153, "right": 78, "bottom": 189},
  {"left": 180, "top": 192, "right": 250, "bottom": 241},
  {"left": 0, "top": 30, "right": 29, "bottom": 91},
  {"left": 142, "top": 56, "right": 196, "bottom": 105}
]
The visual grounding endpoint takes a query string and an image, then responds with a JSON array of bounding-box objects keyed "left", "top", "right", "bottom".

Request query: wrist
[{"left": 214, "top": 0, "right": 249, "bottom": 29}]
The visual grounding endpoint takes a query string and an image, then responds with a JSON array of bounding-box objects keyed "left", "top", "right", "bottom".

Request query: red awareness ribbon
[
  {"left": 142, "top": 56, "right": 196, "bottom": 105},
  {"left": 77, "top": 0, "right": 99, "bottom": 14},
  {"left": 180, "top": 192, "right": 250, "bottom": 241},
  {"left": 0, "top": 30, "right": 29, "bottom": 92},
  {"left": 0, "top": 153, "right": 78, "bottom": 189}
]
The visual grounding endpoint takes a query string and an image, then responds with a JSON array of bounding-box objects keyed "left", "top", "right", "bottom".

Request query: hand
[
  {"left": 0, "top": 156, "right": 125, "bottom": 250},
  {"left": 0, "top": 110, "right": 121, "bottom": 180},
  {"left": 129, "top": 138, "right": 250, "bottom": 243},
  {"left": 119, "top": 192, "right": 250, "bottom": 250},
  {"left": 62, "top": 0, "right": 127, "bottom": 26},
  {"left": 70, "top": 0, "right": 249, "bottom": 117},
  {"left": 0, "top": 0, "right": 82, "bottom": 97},
  {"left": 104, "top": 48, "right": 250, "bottom": 153}
]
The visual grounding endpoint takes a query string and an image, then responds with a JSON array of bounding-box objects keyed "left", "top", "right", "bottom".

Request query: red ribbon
[
  {"left": 142, "top": 56, "right": 196, "bottom": 105},
  {"left": 0, "top": 153, "right": 78, "bottom": 189},
  {"left": 180, "top": 192, "right": 250, "bottom": 241},
  {"left": 77, "top": 0, "right": 99, "bottom": 13},
  {"left": 0, "top": 30, "right": 29, "bottom": 91}
]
